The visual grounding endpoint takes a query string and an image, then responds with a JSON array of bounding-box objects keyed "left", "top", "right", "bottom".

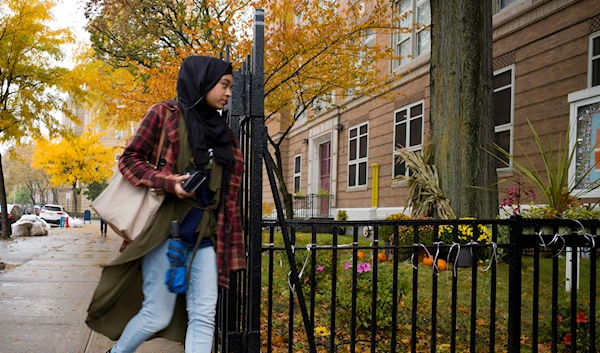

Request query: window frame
[
  {"left": 493, "top": 65, "right": 515, "bottom": 172},
  {"left": 347, "top": 122, "right": 369, "bottom": 188},
  {"left": 392, "top": 100, "right": 425, "bottom": 178},
  {"left": 392, "top": 0, "right": 431, "bottom": 71},
  {"left": 293, "top": 154, "right": 302, "bottom": 194},
  {"left": 359, "top": 29, "right": 377, "bottom": 72},
  {"left": 313, "top": 90, "right": 335, "bottom": 113},
  {"left": 589, "top": 31, "right": 600, "bottom": 88},
  {"left": 569, "top": 93, "right": 600, "bottom": 198},
  {"left": 294, "top": 96, "right": 307, "bottom": 121},
  {"left": 415, "top": 0, "right": 431, "bottom": 57},
  {"left": 495, "top": 0, "right": 521, "bottom": 13}
]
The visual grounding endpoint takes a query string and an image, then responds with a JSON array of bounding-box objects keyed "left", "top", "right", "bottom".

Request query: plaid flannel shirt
[{"left": 119, "top": 100, "right": 246, "bottom": 288}]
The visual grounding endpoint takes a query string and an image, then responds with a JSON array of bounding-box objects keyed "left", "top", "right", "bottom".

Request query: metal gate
[
  {"left": 214, "top": 7, "right": 264, "bottom": 353},
  {"left": 216, "top": 8, "right": 316, "bottom": 352}
]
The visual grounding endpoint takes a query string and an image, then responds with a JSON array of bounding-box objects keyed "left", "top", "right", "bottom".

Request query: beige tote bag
[{"left": 92, "top": 123, "right": 168, "bottom": 242}]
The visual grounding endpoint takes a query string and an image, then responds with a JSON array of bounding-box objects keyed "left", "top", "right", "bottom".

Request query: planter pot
[
  {"left": 335, "top": 226, "right": 347, "bottom": 235},
  {"left": 448, "top": 247, "right": 472, "bottom": 267},
  {"left": 522, "top": 225, "right": 580, "bottom": 236}
]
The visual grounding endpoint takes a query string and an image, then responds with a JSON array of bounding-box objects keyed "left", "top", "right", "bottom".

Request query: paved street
[{"left": 0, "top": 221, "right": 184, "bottom": 353}]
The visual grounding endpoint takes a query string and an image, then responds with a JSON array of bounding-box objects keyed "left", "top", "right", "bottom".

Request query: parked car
[
  {"left": 0, "top": 204, "right": 24, "bottom": 234},
  {"left": 39, "top": 204, "right": 69, "bottom": 225}
]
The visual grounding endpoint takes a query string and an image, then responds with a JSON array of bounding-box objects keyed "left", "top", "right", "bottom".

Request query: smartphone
[{"left": 182, "top": 171, "right": 207, "bottom": 193}]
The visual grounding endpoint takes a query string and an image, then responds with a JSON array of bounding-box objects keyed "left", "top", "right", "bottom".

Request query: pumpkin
[
  {"left": 436, "top": 259, "right": 447, "bottom": 271},
  {"left": 357, "top": 251, "right": 366, "bottom": 260},
  {"left": 377, "top": 252, "right": 388, "bottom": 263},
  {"left": 422, "top": 256, "right": 434, "bottom": 266}
]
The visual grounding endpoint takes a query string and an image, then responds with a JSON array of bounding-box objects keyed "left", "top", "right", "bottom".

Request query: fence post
[
  {"left": 507, "top": 216, "right": 523, "bottom": 353},
  {"left": 246, "top": 8, "right": 265, "bottom": 353}
]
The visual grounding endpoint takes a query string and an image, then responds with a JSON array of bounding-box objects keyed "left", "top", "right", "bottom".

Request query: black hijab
[{"left": 177, "top": 56, "right": 234, "bottom": 171}]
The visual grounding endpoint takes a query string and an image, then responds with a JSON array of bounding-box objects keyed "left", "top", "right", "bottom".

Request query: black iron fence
[
  {"left": 259, "top": 218, "right": 598, "bottom": 353},
  {"left": 292, "top": 194, "right": 334, "bottom": 219},
  {"left": 215, "top": 8, "right": 598, "bottom": 353}
]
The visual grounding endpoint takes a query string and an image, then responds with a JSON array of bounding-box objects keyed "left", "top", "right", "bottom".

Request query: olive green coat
[{"left": 86, "top": 118, "right": 222, "bottom": 343}]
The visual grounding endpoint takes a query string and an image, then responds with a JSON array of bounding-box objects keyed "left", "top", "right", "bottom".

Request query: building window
[
  {"left": 313, "top": 91, "right": 335, "bottom": 113},
  {"left": 293, "top": 96, "right": 307, "bottom": 121},
  {"left": 493, "top": 0, "right": 521, "bottom": 14},
  {"left": 348, "top": 122, "right": 369, "bottom": 187},
  {"left": 361, "top": 29, "right": 376, "bottom": 61},
  {"left": 393, "top": 101, "right": 424, "bottom": 177},
  {"left": 294, "top": 154, "right": 302, "bottom": 193},
  {"left": 392, "top": 0, "right": 430, "bottom": 70},
  {"left": 590, "top": 31, "right": 600, "bottom": 88},
  {"left": 570, "top": 96, "right": 600, "bottom": 196},
  {"left": 493, "top": 66, "right": 514, "bottom": 170}
]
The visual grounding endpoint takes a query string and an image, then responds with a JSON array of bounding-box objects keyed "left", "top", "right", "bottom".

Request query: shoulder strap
[{"left": 151, "top": 107, "right": 174, "bottom": 169}]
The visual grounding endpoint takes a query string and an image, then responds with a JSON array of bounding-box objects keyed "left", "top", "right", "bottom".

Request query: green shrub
[
  {"left": 335, "top": 257, "right": 411, "bottom": 331},
  {"left": 379, "top": 213, "right": 410, "bottom": 243},
  {"left": 539, "top": 301, "right": 597, "bottom": 352},
  {"left": 395, "top": 216, "right": 435, "bottom": 245},
  {"left": 336, "top": 209, "right": 349, "bottom": 234},
  {"left": 522, "top": 204, "right": 600, "bottom": 220}
]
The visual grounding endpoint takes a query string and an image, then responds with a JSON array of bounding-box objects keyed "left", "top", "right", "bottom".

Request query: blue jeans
[
  {"left": 111, "top": 238, "right": 218, "bottom": 353},
  {"left": 100, "top": 219, "right": 107, "bottom": 235}
]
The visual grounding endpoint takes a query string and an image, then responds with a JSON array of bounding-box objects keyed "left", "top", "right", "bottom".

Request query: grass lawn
[{"left": 260, "top": 232, "right": 600, "bottom": 352}]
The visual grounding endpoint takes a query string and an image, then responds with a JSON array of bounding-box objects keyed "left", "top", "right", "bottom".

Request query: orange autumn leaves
[{"left": 79, "top": 0, "right": 409, "bottom": 130}]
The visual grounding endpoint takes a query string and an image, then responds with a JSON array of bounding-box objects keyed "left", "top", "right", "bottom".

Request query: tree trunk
[
  {"left": 52, "top": 188, "right": 58, "bottom": 204},
  {"left": 430, "top": 0, "right": 498, "bottom": 219},
  {"left": 72, "top": 182, "right": 78, "bottom": 218},
  {"left": 27, "top": 182, "right": 36, "bottom": 205},
  {"left": 0, "top": 154, "right": 10, "bottom": 239}
]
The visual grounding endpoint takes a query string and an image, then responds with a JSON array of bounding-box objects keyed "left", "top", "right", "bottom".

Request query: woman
[{"left": 86, "top": 56, "right": 246, "bottom": 353}]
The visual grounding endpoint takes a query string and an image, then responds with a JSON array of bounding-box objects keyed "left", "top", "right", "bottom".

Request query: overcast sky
[{"left": 51, "top": 0, "right": 90, "bottom": 68}]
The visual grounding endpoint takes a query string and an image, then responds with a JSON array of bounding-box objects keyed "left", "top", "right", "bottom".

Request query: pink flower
[
  {"left": 357, "top": 263, "right": 372, "bottom": 273},
  {"left": 563, "top": 333, "right": 571, "bottom": 345},
  {"left": 344, "top": 261, "right": 352, "bottom": 271},
  {"left": 316, "top": 266, "right": 324, "bottom": 273}
]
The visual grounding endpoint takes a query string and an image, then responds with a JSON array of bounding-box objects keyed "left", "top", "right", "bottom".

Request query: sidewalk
[{"left": 0, "top": 221, "right": 184, "bottom": 353}]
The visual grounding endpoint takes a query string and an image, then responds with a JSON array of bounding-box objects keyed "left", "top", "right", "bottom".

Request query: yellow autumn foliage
[{"left": 31, "top": 129, "right": 116, "bottom": 188}]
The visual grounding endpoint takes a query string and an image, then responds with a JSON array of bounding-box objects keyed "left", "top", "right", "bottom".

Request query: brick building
[
  {"left": 265, "top": 0, "right": 600, "bottom": 221},
  {"left": 56, "top": 99, "right": 127, "bottom": 216}
]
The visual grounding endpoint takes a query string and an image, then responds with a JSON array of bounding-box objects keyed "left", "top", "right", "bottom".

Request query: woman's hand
[{"left": 174, "top": 174, "right": 195, "bottom": 199}]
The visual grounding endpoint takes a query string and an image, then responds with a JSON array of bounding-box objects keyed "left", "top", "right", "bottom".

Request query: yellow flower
[
  {"left": 315, "top": 326, "right": 329, "bottom": 337},
  {"left": 437, "top": 219, "right": 491, "bottom": 243}
]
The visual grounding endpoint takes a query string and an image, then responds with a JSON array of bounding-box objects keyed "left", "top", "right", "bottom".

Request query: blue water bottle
[{"left": 165, "top": 220, "right": 188, "bottom": 294}]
